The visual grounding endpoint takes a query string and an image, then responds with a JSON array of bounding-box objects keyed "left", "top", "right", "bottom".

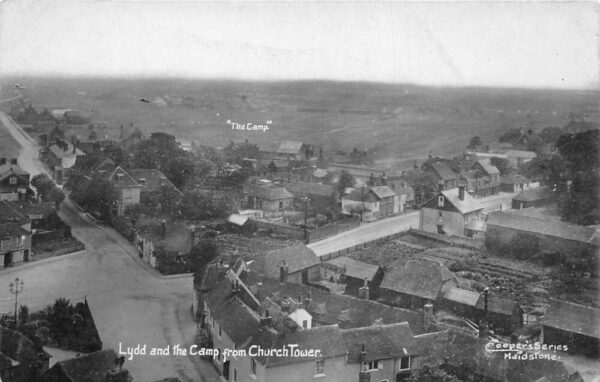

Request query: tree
[
  {"left": 337, "top": 170, "right": 355, "bottom": 194},
  {"left": 131, "top": 133, "right": 184, "bottom": 169},
  {"left": 157, "top": 185, "right": 183, "bottom": 217},
  {"left": 489, "top": 157, "right": 512, "bottom": 176},
  {"left": 162, "top": 156, "right": 197, "bottom": 189},
  {"left": 189, "top": 239, "right": 218, "bottom": 271},
  {"left": 179, "top": 190, "right": 233, "bottom": 220},
  {"left": 31, "top": 174, "right": 55, "bottom": 200},
  {"left": 71, "top": 177, "right": 117, "bottom": 220},
  {"left": 467, "top": 136, "right": 482, "bottom": 149},
  {"left": 48, "top": 188, "right": 66, "bottom": 206},
  {"left": 406, "top": 366, "right": 462, "bottom": 382}
]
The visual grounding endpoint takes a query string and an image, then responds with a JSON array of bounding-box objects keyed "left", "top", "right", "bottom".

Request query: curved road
[{"left": 0, "top": 110, "right": 220, "bottom": 382}]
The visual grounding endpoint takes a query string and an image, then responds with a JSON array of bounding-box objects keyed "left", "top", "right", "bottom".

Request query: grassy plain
[{"left": 1, "top": 77, "right": 598, "bottom": 168}]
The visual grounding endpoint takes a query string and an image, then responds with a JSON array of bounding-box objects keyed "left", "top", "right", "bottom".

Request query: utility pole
[
  {"left": 301, "top": 196, "right": 310, "bottom": 243},
  {"left": 9, "top": 277, "right": 24, "bottom": 325}
]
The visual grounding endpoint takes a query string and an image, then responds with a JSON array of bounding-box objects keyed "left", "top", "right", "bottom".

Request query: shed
[
  {"left": 441, "top": 287, "right": 479, "bottom": 317},
  {"left": 475, "top": 295, "right": 523, "bottom": 335}
]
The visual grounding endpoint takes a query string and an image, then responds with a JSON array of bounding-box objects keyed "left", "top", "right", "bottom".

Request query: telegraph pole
[{"left": 9, "top": 277, "right": 24, "bottom": 325}]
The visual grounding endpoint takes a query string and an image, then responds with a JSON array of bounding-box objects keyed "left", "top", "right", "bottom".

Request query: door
[
  {"left": 223, "top": 360, "right": 230, "bottom": 380},
  {"left": 4, "top": 252, "right": 12, "bottom": 268},
  {"left": 24, "top": 249, "right": 29, "bottom": 262},
  {"left": 302, "top": 269, "right": 309, "bottom": 284}
]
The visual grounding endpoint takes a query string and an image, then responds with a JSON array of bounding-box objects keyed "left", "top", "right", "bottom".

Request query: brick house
[
  {"left": 461, "top": 159, "right": 500, "bottom": 198},
  {"left": 422, "top": 162, "right": 459, "bottom": 190}
]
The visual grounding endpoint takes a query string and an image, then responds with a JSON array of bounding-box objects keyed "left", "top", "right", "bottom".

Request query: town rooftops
[
  {"left": 276, "top": 141, "right": 304, "bottom": 155},
  {"left": 380, "top": 256, "right": 456, "bottom": 301},
  {"left": 544, "top": 299, "right": 600, "bottom": 339},
  {"left": 326, "top": 256, "right": 380, "bottom": 281},
  {"left": 343, "top": 322, "right": 418, "bottom": 363},
  {"left": 285, "top": 182, "right": 335, "bottom": 198},
  {"left": 49, "top": 142, "right": 85, "bottom": 158},
  {"left": 487, "top": 211, "right": 600, "bottom": 245},
  {"left": 0, "top": 326, "right": 49, "bottom": 370},
  {"left": 476, "top": 159, "right": 500, "bottom": 175},
  {"left": 513, "top": 188, "right": 551, "bottom": 202},
  {"left": 227, "top": 214, "right": 249, "bottom": 226},
  {"left": 136, "top": 218, "right": 192, "bottom": 254},
  {"left": 10, "top": 201, "right": 55, "bottom": 220},
  {"left": 215, "top": 295, "right": 263, "bottom": 347},
  {"left": 127, "top": 168, "right": 181, "bottom": 194},
  {"left": 443, "top": 287, "right": 480, "bottom": 307},
  {"left": 45, "top": 349, "right": 118, "bottom": 382},
  {"left": 344, "top": 185, "right": 396, "bottom": 202},
  {"left": 247, "top": 184, "right": 293, "bottom": 201},
  {"left": 258, "top": 244, "right": 320, "bottom": 276}
]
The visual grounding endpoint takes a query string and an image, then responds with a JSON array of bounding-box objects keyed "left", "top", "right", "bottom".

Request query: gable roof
[
  {"left": 427, "top": 162, "right": 458, "bottom": 181},
  {"left": 380, "top": 256, "right": 456, "bottom": 300},
  {"left": 126, "top": 168, "right": 181, "bottom": 194},
  {"left": 285, "top": 182, "right": 334, "bottom": 198},
  {"left": 486, "top": 211, "right": 600, "bottom": 245},
  {"left": 475, "top": 159, "right": 500, "bottom": 175},
  {"left": 0, "top": 200, "right": 30, "bottom": 225},
  {"left": 49, "top": 143, "right": 85, "bottom": 158},
  {"left": 260, "top": 244, "right": 320, "bottom": 276},
  {"left": 247, "top": 184, "right": 293, "bottom": 201},
  {"left": 107, "top": 166, "right": 141, "bottom": 189},
  {"left": 424, "top": 188, "right": 482, "bottom": 214},
  {"left": 326, "top": 256, "right": 380, "bottom": 281},
  {"left": 276, "top": 141, "right": 304, "bottom": 155},
  {"left": 544, "top": 299, "right": 600, "bottom": 339},
  {"left": 51, "top": 349, "right": 118, "bottom": 382},
  {"left": 0, "top": 326, "right": 47, "bottom": 371},
  {"left": 475, "top": 295, "right": 521, "bottom": 315},
  {"left": 0, "top": 222, "right": 30, "bottom": 240},
  {"left": 370, "top": 185, "right": 397, "bottom": 199},
  {"left": 343, "top": 322, "right": 418, "bottom": 363},
  {"left": 0, "top": 163, "right": 28, "bottom": 178},
  {"left": 443, "top": 287, "right": 480, "bottom": 307}
]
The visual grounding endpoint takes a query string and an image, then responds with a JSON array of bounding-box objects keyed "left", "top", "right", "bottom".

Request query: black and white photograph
[{"left": 0, "top": 0, "right": 598, "bottom": 381}]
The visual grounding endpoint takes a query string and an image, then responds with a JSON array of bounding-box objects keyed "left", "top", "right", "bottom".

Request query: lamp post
[{"left": 9, "top": 277, "right": 24, "bottom": 325}]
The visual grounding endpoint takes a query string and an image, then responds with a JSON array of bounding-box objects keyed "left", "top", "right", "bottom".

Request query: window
[
  {"left": 302, "top": 320, "right": 308, "bottom": 329},
  {"left": 9, "top": 177, "right": 16, "bottom": 185},
  {"left": 233, "top": 369, "right": 237, "bottom": 381},
  {"left": 399, "top": 356, "right": 411, "bottom": 371},
  {"left": 279, "top": 201, "right": 283, "bottom": 210},
  {"left": 362, "top": 360, "right": 380, "bottom": 371},
  {"left": 437, "top": 196, "right": 444, "bottom": 208},
  {"left": 251, "top": 358, "right": 257, "bottom": 375},
  {"left": 315, "top": 359, "right": 325, "bottom": 375}
]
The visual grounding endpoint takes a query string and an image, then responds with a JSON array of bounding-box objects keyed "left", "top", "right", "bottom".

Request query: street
[
  {"left": 0, "top": 110, "right": 220, "bottom": 382},
  {"left": 308, "top": 211, "right": 420, "bottom": 257}
]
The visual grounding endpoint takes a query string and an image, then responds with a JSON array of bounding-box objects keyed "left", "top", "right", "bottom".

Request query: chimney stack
[
  {"left": 279, "top": 260, "right": 288, "bottom": 284},
  {"left": 358, "top": 278, "right": 370, "bottom": 300},
  {"left": 423, "top": 303, "right": 434, "bottom": 331},
  {"left": 458, "top": 184, "right": 465, "bottom": 201},
  {"left": 438, "top": 180, "right": 444, "bottom": 192},
  {"left": 260, "top": 310, "right": 272, "bottom": 327}
]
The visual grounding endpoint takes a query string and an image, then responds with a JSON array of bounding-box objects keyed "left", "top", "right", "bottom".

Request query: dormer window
[
  {"left": 9, "top": 177, "right": 17, "bottom": 185},
  {"left": 437, "top": 196, "right": 444, "bottom": 208}
]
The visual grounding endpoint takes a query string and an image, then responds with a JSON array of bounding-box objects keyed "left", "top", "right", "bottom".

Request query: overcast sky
[{"left": 0, "top": 0, "right": 598, "bottom": 89}]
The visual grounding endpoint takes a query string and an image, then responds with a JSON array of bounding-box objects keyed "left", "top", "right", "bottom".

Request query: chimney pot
[
  {"left": 424, "top": 303, "right": 434, "bottom": 331},
  {"left": 458, "top": 185, "right": 465, "bottom": 201}
]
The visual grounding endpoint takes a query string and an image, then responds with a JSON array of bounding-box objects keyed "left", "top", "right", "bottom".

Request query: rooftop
[
  {"left": 107, "top": 166, "right": 141, "bottom": 189},
  {"left": 325, "top": 256, "right": 380, "bottom": 281},
  {"left": 343, "top": 322, "right": 418, "bottom": 362},
  {"left": 285, "top": 181, "right": 335, "bottom": 198},
  {"left": 247, "top": 184, "right": 293, "bottom": 201},
  {"left": 544, "top": 299, "right": 600, "bottom": 339},
  {"left": 50, "top": 349, "right": 119, "bottom": 382},
  {"left": 0, "top": 200, "right": 30, "bottom": 226},
  {"left": 512, "top": 187, "right": 551, "bottom": 202},
  {"left": 476, "top": 159, "right": 500, "bottom": 175},
  {"left": 276, "top": 141, "right": 304, "bottom": 155},
  {"left": 256, "top": 244, "right": 320, "bottom": 277},
  {"left": 127, "top": 168, "right": 181, "bottom": 194},
  {"left": 427, "top": 162, "right": 458, "bottom": 180},
  {"left": 443, "top": 287, "right": 480, "bottom": 307}
]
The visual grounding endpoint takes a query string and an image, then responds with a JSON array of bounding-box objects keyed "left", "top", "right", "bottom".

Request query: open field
[{"left": 2, "top": 77, "right": 598, "bottom": 169}]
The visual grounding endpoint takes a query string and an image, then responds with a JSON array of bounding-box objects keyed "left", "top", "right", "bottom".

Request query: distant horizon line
[{"left": 1, "top": 73, "right": 598, "bottom": 93}]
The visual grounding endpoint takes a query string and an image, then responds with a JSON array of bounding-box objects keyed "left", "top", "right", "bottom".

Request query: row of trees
[{"left": 31, "top": 174, "right": 65, "bottom": 206}]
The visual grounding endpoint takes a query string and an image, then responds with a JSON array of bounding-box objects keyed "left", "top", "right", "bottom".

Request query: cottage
[
  {"left": 275, "top": 141, "right": 313, "bottom": 161},
  {"left": 422, "top": 162, "right": 459, "bottom": 190},
  {"left": 246, "top": 183, "right": 293, "bottom": 211},
  {"left": 0, "top": 222, "right": 32, "bottom": 268},
  {"left": 512, "top": 187, "right": 552, "bottom": 209},
  {"left": 40, "top": 139, "right": 85, "bottom": 185},
  {"left": 341, "top": 185, "right": 399, "bottom": 221},
  {"left": 380, "top": 256, "right": 457, "bottom": 310},
  {"left": 134, "top": 218, "right": 193, "bottom": 269},
  {"left": 419, "top": 186, "right": 485, "bottom": 238},
  {"left": 105, "top": 166, "right": 142, "bottom": 216},
  {"left": 285, "top": 181, "right": 338, "bottom": 211},
  {"left": 257, "top": 244, "right": 321, "bottom": 285},
  {"left": 0, "top": 158, "right": 30, "bottom": 202},
  {"left": 541, "top": 299, "right": 600, "bottom": 357},
  {"left": 0, "top": 326, "right": 50, "bottom": 382}
]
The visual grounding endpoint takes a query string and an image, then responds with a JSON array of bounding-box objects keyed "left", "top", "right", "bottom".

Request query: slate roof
[
  {"left": 0, "top": 326, "right": 47, "bottom": 371},
  {"left": 258, "top": 244, "right": 320, "bottom": 276},
  {"left": 0, "top": 163, "right": 28, "bottom": 177},
  {"left": 342, "top": 322, "right": 418, "bottom": 362},
  {"left": 487, "top": 211, "right": 600, "bottom": 245},
  {"left": 428, "top": 163, "right": 458, "bottom": 180},
  {"left": 247, "top": 184, "right": 293, "bottom": 201},
  {"left": 370, "top": 185, "right": 397, "bottom": 199},
  {"left": 544, "top": 299, "right": 600, "bottom": 339},
  {"left": 475, "top": 295, "right": 521, "bottom": 315},
  {"left": 49, "top": 349, "right": 118, "bottom": 382},
  {"left": 439, "top": 188, "right": 482, "bottom": 214},
  {"left": 127, "top": 168, "right": 181, "bottom": 194},
  {"left": 276, "top": 141, "right": 304, "bottom": 155},
  {"left": 443, "top": 287, "right": 480, "bottom": 307},
  {"left": 216, "top": 295, "right": 263, "bottom": 346},
  {"left": 513, "top": 188, "right": 551, "bottom": 202},
  {"left": 0, "top": 222, "right": 30, "bottom": 240},
  {"left": 380, "top": 256, "right": 456, "bottom": 301},
  {"left": 476, "top": 159, "right": 500, "bottom": 175},
  {"left": 285, "top": 182, "right": 334, "bottom": 198},
  {"left": 326, "top": 256, "right": 379, "bottom": 281},
  {"left": 0, "top": 200, "right": 30, "bottom": 225}
]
